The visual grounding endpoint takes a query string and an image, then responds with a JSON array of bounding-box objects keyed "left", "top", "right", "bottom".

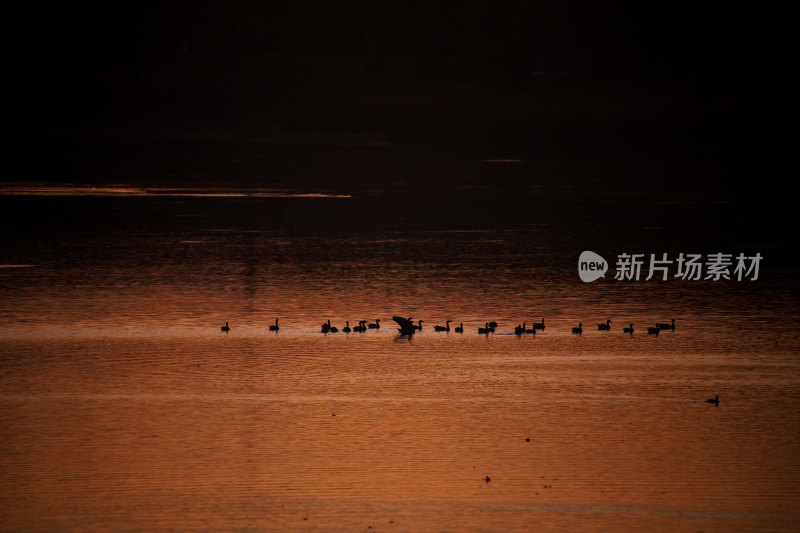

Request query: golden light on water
[
  {"left": 1, "top": 2, "right": 795, "bottom": 529},
  {"left": 0, "top": 185, "right": 351, "bottom": 198}
]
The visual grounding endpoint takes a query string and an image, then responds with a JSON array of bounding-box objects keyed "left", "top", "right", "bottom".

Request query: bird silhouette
[
  {"left": 269, "top": 318, "right": 279, "bottom": 331},
  {"left": 393, "top": 316, "right": 418, "bottom": 335},
  {"left": 597, "top": 319, "right": 611, "bottom": 331},
  {"left": 221, "top": 322, "right": 230, "bottom": 332},
  {"left": 657, "top": 318, "right": 676, "bottom": 331},
  {"left": 434, "top": 320, "right": 451, "bottom": 332},
  {"left": 572, "top": 323, "right": 583, "bottom": 334},
  {"left": 478, "top": 322, "right": 493, "bottom": 334}
]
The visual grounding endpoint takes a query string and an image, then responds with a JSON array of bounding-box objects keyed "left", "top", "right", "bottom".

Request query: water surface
[{"left": 1, "top": 182, "right": 798, "bottom": 532}]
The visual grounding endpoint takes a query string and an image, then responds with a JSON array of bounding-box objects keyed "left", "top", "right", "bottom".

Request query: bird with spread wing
[{"left": 392, "top": 316, "right": 419, "bottom": 335}]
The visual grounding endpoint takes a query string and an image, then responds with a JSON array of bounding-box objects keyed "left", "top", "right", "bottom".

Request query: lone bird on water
[
  {"left": 533, "top": 318, "right": 545, "bottom": 330},
  {"left": 598, "top": 319, "right": 611, "bottom": 331},
  {"left": 269, "top": 318, "right": 279, "bottom": 331},
  {"left": 434, "top": 320, "right": 451, "bottom": 332},
  {"left": 623, "top": 323, "right": 634, "bottom": 334},
  {"left": 343, "top": 321, "right": 351, "bottom": 333},
  {"left": 454, "top": 322, "right": 464, "bottom": 333},
  {"left": 368, "top": 319, "right": 381, "bottom": 329},
  {"left": 658, "top": 318, "right": 676, "bottom": 331},
  {"left": 572, "top": 323, "right": 583, "bottom": 334},
  {"left": 707, "top": 395, "right": 719, "bottom": 406},
  {"left": 221, "top": 322, "right": 230, "bottom": 332},
  {"left": 647, "top": 324, "right": 660, "bottom": 335}
]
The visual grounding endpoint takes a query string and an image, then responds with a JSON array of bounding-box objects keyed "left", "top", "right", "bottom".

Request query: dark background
[
  {"left": 2, "top": 1, "right": 791, "bottom": 227},
  {"left": 6, "top": 2, "right": 788, "bottom": 108},
  {"left": 0, "top": 2, "right": 796, "bottom": 304}
]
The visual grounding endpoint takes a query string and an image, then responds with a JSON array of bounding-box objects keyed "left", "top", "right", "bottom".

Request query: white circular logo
[{"left": 579, "top": 251, "right": 608, "bottom": 282}]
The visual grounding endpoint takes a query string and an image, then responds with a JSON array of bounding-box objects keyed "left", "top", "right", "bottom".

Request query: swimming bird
[
  {"left": 413, "top": 319, "right": 424, "bottom": 331},
  {"left": 514, "top": 323, "right": 526, "bottom": 335},
  {"left": 368, "top": 319, "right": 381, "bottom": 329},
  {"left": 329, "top": 324, "right": 339, "bottom": 333},
  {"left": 454, "top": 322, "right": 464, "bottom": 333},
  {"left": 623, "top": 323, "right": 634, "bottom": 334},
  {"left": 353, "top": 320, "right": 367, "bottom": 332},
  {"left": 393, "top": 316, "right": 417, "bottom": 335},
  {"left": 572, "top": 323, "right": 582, "bottom": 334},
  {"left": 478, "top": 322, "right": 493, "bottom": 334},
  {"left": 269, "top": 318, "right": 279, "bottom": 331},
  {"left": 221, "top": 322, "right": 230, "bottom": 332},
  {"left": 488, "top": 321, "right": 498, "bottom": 329},
  {"left": 707, "top": 395, "right": 719, "bottom": 406},
  {"left": 598, "top": 319, "right": 611, "bottom": 331},
  {"left": 343, "top": 321, "right": 351, "bottom": 333},
  {"left": 533, "top": 318, "right": 545, "bottom": 330},
  {"left": 434, "top": 320, "right": 451, "bottom": 332},
  {"left": 321, "top": 320, "right": 331, "bottom": 333},
  {"left": 647, "top": 324, "right": 660, "bottom": 335},
  {"left": 657, "top": 318, "right": 676, "bottom": 331},
  {"left": 525, "top": 323, "right": 537, "bottom": 334}
]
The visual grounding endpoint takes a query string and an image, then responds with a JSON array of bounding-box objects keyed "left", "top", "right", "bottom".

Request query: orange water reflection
[
  {"left": 1, "top": 327, "right": 799, "bottom": 531},
  {"left": 0, "top": 184, "right": 350, "bottom": 198},
  {"left": 1, "top": 193, "right": 798, "bottom": 531}
]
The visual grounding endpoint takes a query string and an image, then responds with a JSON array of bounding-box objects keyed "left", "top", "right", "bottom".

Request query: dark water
[{"left": 1, "top": 155, "right": 799, "bottom": 531}]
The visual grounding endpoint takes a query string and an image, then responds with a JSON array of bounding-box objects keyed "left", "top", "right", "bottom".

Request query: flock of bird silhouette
[
  {"left": 220, "top": 317, "right": 716, "bottom": 404},
  {"left": 221, "top": 317, "right": 677, "bottom": 336}
]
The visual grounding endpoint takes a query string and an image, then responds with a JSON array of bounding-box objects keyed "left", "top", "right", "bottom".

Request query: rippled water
[{"left": 1, "top": 186, "right": 799, "bottom": 531}]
